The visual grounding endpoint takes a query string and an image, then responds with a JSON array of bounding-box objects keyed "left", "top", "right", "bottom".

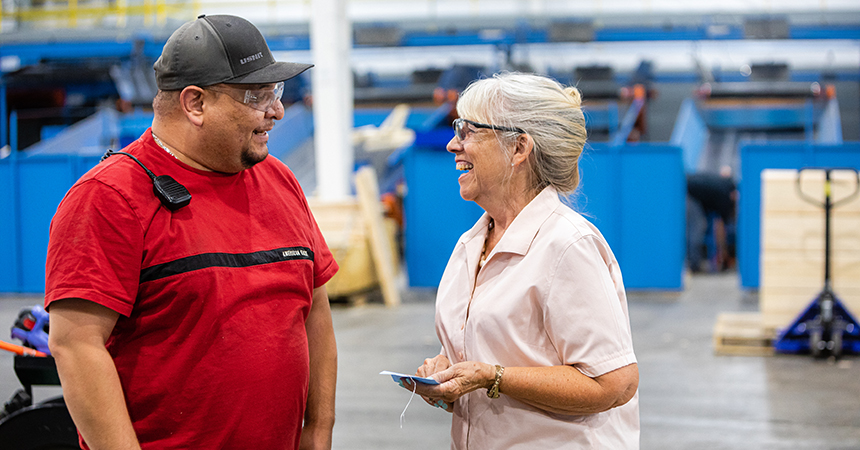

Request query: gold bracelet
[{"left": 487, "top": 365, "right": 504, "bottom": 399}]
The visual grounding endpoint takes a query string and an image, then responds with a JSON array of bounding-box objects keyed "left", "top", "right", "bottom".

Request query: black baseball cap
[{"left": 154, "top": 14, "right": 313, "bottom": 90}]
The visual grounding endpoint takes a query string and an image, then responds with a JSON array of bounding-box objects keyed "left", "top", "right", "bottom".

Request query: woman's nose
[{"left": 446, "top": 136, "right": 461, "bottom": 153}]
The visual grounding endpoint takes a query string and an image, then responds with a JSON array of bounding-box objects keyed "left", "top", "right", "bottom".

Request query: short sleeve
[
  {"left": 543, "top": 234, "right": 636, "bottom": 378},
  {"left": 308, "top": 208, "right": 338, "bottom": 289},
  {"left": 45, "top": 180, "right": 145, "bottom": 317}
]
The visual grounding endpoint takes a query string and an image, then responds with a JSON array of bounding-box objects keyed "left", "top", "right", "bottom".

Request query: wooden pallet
[
  {"left": 713, "top": 312, "right": 777, "bottom": 356},
  {"left": 307, "top": 166, "right": 402, "bottom": 308}
]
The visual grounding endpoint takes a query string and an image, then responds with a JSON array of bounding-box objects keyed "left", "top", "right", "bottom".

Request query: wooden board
[
  {"left": 760, "top": 169, "right": 860, "bottom": 330},
  {"left": 761, "top": 215, "right": 860, "bottom": 251},
  {"left": 355, "top": 166, "right": 401, "bottom": 307},
  {"left": 760, "top": 253, "right": 860, "bottom": 289},
  {"left": 713, "top": 312, "right": 776, "bottom": 356},
  {"left": 762, "top": 169, "right": 860, "bottom": 212}
]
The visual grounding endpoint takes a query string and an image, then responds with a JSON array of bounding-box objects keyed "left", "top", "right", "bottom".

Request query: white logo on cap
[{"left": 240, "top": 52, "right": 263, "bottom": 65}]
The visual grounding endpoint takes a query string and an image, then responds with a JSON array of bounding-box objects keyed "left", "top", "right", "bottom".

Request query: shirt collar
[{"left": 460, "top": 186, "right": 563, "bottom": 257}]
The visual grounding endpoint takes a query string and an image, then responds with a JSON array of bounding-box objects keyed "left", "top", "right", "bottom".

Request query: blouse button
[{"left": 458, "top": 352, "right": 464, "bottom": 359}]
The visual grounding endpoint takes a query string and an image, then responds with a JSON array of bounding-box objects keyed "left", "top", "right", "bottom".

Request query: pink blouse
[{"left": 435, "top": 187, "right": 639, "bottom": 449}]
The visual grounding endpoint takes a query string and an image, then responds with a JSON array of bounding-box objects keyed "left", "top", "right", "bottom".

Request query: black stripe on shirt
[{"left": 139, "top": 247, "right": 314, "bottom": 283}]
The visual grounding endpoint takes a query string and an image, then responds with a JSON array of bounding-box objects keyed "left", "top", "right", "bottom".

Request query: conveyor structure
[
  {"left": 670, "top": 69, "right": 859, "bottom": 290},
  {"left": 1, "top": 14, "right": 859, "bottom": 294}
]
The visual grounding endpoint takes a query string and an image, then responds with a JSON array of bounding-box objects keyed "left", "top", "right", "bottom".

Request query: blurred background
[{"left": 1, "top": 1, "right": 859, "bottom": 449}]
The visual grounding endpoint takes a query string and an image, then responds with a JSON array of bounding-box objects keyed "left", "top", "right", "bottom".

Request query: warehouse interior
[{"left": 1, "top": 1, "right": 860, "bottom": 448}]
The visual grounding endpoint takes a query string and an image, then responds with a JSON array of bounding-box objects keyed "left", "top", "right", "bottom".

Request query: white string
[{"left": 400, "top": 379, "right": 418, "bottom": 429}]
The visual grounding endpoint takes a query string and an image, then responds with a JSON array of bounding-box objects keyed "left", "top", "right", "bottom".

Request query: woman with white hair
[{"left": 403, "top": 72, "right": 640, "bottom": 448}]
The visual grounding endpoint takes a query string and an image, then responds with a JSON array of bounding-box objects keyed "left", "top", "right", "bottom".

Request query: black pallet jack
[
  {"left": 774, "top": 167, "right": 860, "bottom": 357},
  {"left": 0, "top": 306, "right": 78, "bottom": 448}
]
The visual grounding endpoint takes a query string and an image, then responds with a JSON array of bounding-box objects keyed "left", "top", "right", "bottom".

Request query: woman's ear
[
  {"left": 179, "top": 86, "right": 206, "bottom": 127},
  {"left": 512, "top": 133, "right": 534, "bottom": 167}
]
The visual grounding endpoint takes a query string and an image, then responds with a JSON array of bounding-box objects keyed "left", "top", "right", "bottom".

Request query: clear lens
[
  {"left": 453, "top": 118, "right": 467, "bottom": 141},
  {"left": 243, "top": 81, "right": 285, "bottom": 112},
  {"left": 213, "top": 81, "right": 285, "bottom": 112},
  {"left": 273, "top": 81, "right": 284, "bottom": 102},
  {"left": 452, "top": 118, "right": 524, "bottom": 141}
]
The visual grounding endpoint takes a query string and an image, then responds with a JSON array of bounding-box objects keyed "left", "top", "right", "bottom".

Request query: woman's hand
[
  {"left": 426, "top": 361, "right": 496, "bottom": 403},
  {"left": 400, "top": 355, "right": 456, "bottom": 412},
  {"left": 402, "top": 359, "right": 495, "bottom": 411},
  {"left": 416, "top": 354, "right": 451, "bottom": 378}
]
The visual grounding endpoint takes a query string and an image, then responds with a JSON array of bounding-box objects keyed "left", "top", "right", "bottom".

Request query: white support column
[{"left": 311, "top": 0, "right": 354, "bottom": 200}]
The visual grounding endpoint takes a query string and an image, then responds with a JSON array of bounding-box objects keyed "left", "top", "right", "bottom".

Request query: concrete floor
[{"left": 1, "top": 272, "right": 859, "bottom": 449}]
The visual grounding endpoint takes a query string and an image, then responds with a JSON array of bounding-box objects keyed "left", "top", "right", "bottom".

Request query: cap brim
[{"left": 226, "top": 61, "right": 313, "bottom": 85}]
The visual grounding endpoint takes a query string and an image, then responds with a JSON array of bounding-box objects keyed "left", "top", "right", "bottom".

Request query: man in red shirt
[{"left": 45, "top": 15, "right": 338, "bottom": 450}]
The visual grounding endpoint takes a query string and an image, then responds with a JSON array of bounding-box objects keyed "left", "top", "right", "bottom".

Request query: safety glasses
[
  {"left": 453, "top": 118, "right": 524, "bottom": 142},
  {"left": 206, "top": 81, "right": 285, "bottom": 112}
]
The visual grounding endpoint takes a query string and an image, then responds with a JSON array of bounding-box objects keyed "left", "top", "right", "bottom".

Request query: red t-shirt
[{"left": 45, "top": 129, "right": 338, "bottom": 449}]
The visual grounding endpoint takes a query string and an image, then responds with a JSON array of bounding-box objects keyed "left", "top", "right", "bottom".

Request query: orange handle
[{"left": 0, "top": 340, "right": 48, "bottom": 357}]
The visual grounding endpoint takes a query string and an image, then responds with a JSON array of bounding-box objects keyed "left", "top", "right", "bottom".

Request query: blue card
[{"left": 380, "top": 370, "right": 440, "bottom": 385}]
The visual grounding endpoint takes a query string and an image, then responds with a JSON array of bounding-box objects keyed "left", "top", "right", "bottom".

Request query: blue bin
[
  {"left": 738, "top": 142, "right": 860, "bottom": 289},
  {"left": 401, "top": 138, "right": 686, "bottom": 290}
]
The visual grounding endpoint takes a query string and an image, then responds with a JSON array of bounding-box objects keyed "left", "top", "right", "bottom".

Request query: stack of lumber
[
  {"left": 714, "top": 168, "right": 860, "bottom": 355},
  {"left": 760, "top": 169, "right": 860, "bottom": 329}
]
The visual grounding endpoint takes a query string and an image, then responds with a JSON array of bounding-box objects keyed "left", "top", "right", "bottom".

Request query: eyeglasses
[
  {"left": 206, "top": 81, "right": 285, "bottom": 112},
  {"left": 453, "top": 118, "right": 524, "bottom": 142}
]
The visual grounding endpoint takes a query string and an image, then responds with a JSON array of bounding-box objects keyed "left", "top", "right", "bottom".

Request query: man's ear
[
  {"left": 512, "top": 133, "right": 534, "bottom": 167},
  {"left": 179, "top": 86, "right": 206, "bottom": 126}
]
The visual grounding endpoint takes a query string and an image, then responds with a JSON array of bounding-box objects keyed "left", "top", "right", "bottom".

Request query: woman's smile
[{"left": 456, "top": 161, "right": 474, "bottom": 172}]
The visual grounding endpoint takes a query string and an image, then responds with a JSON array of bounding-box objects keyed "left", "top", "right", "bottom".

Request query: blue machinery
[
  {"left": 7, "top": 68, "right": 860, "bottom": 357},
  {"left": 403, "top": 84, "right": 687, "bottom": 290},
  {"left": 0, "top": 79, "right": 684, "bottom": 292},
  {"left": 406, "top": 76, "right": 858, "bottom": 295},
  {"left": 674, "top": 83, "right": 860, "bottom": 290},
  {"left": 675, "top": 78, "right": 860, "bottom": 355},
  {"left": 0, "top": 104, "right": 313, "bottom": 293},
  {"left": 2, "top": 76, "right": 859, "bottom": 296},
  {"left": 1, "top": 19, "right": 859, "bottom": 298}
]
